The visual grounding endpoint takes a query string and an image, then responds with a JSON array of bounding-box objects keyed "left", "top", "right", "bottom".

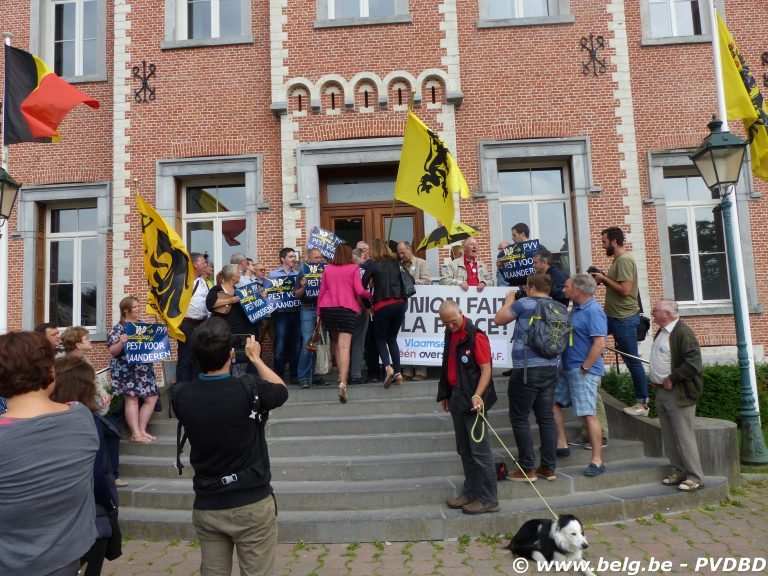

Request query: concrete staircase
[{"left": 118, "top": 378, "right": 730, "bottom": 543}]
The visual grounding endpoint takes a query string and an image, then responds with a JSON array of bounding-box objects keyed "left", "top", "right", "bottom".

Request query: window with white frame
[
  {"left": 498, "top": 166, "right": 573, "bottom": 273},
  {"left": 488, "top": 0, "right": 549, "bottom": 19},
  {"left": 662, "top": 170, "right": 730, "bottom": 303},
  {"left": 315, "top": 0, "right": 410, "bottom": 26},
  {"left": 183, "top": 182, "right": 248, "bottom": 270},
  {"left": 648, "top": 0, "right": 708, "bottom": 38},
  {"left": 180, "top": 0, "right": 241, "bottom": 40},
  {"left": 162, "top": 0, "right": 252, "bottom": 47},
  {"left": 478, "top": 0, "right": 572, "bottom": 26},
  {"left": 46, "top": 203, "right": 99, "bottom": 328},
  {"left": 51, "top": 0, "right": 97, "bottom": 77},
  {"left": 29, "top": 0, "right": 106, "bottom": 80}
]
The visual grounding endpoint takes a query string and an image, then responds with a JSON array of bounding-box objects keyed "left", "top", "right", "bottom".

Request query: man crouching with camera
[{"left": 172, "top": 317, "right": 288, "bottom": 576}]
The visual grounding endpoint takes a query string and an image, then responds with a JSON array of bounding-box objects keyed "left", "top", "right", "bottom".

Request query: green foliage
[{"left": 602, "top": 362, "right": 768, "bottom": 426}]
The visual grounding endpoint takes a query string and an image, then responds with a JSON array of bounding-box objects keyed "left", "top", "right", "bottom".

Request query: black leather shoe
[
  {"left": 312, "top": 378, "right": 330, "bottom": 387},
  {"left": 349, "top": 377, "right": 364, "bottom": 385}
]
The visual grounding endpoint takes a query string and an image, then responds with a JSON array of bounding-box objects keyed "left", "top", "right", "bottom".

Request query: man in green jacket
[{"left": 649, "top": 299, "right": 704, "bottom": 492}]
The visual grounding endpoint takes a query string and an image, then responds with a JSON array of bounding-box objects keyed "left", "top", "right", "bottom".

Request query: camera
[
  {"left": 587, "top": 266, "right": 603, "bottom": 275},
  {"left": 515, "top": 286, "right": 528, "bottom": 299}
]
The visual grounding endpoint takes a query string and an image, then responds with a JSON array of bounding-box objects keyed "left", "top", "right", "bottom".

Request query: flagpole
[
  {"left": 708, "top": 1, "right": 760, "bottom": 411},
  {"left": 0, "top": 32, "right": 14, "bottom": 334}
]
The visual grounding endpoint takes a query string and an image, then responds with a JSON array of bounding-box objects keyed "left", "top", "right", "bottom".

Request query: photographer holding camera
[
  {"left": 172, "top": 318, "right": 288, "bottom": 575},
  {"left": 590, "top": 227, "right": 649, "bottom": 417}
]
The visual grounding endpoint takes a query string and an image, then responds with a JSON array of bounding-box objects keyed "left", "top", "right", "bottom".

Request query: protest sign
[
  {"left": 237, "top": 284, "right": 273, "bottom": 324},
  {"left": 396, "top": 285, "right": 515, "bottom": 367},
  {"left": 124, "top": 322, "right": 172, "bottom": 364},
  {"left": 264, "top": 274, "right": 301, "bottom": 311},
  {"left": 301, "top": 262, "right": 325, "bottom": 298},
  {"left": 307, "top": 226, "right": 343, "bottom": 260},
  {"left": 498, "top": 239, "right": 540, "bottom": 285}
]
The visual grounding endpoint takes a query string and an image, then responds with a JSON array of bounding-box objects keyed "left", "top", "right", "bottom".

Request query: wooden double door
[{"left": 319, "top": 166, "right": 425, "bottom": 251}]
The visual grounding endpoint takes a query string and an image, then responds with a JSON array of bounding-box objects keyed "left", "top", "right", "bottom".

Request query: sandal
[
  {"left": 383, "top": 366, "right": 394, "bottom": 389},
  {"left": 143, "top": 433, "right": 157, "bottom": 441},
  {"left": 394, "top": 373, "right": 404, "bottom": 386},
  {"left": 129, "top": 435, "right": 152, "bottom": 444},
  {"left": 338, "top": 384, "right": 348, "bottom": 404},
  {"left": 678, "top": 479, "right": 703, "bottom": 492},
  {"left": 662, "top": 474, "right": 685, "bottom": 486}
]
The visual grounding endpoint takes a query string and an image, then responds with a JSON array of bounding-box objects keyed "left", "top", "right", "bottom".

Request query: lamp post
[
  {"left": 0, "top": 167, "right": 21, "bottom": 237},
  {"left": 691, "top": 117, "right": 768, "bottom": 465}
]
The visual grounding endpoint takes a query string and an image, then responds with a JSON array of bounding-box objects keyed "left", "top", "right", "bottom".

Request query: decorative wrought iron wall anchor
[
  {"left": 133, "top": 61, "right": 156, "bottom": 103},
  {"left": 762, "top": 52, "right": 768, "bottom": 88},
  {"left": 581, "top": 34, "right": 606, "bottom": 76}
]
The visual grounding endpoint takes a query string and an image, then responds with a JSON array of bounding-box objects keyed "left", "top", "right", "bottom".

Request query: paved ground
[{"left": 103, "top": 478, "right": 768, "bottom": 576}]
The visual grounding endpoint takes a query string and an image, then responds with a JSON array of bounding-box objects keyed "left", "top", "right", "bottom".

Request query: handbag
[
  {"left": 637, "top": 293, "right": 651, "bottom": 342},
  {"left": 314, "top": 325, "right": 332, "bottom": 376},
  {"left": 399, "top": 265, "right": 416, "bottom": 298}
]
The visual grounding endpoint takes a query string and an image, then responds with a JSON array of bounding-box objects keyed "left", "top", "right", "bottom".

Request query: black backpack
[{"left": 526, "top": 297, "right": 570, "bottom": 359}]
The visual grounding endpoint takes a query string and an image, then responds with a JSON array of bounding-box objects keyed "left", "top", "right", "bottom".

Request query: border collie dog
[{"left": 507, "top": 515, "right": 595, "bottom": 576}]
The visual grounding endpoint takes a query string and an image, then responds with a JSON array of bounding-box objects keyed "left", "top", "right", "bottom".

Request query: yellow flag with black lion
[{"left": 137, "top": 194, "right": 194, "bottom": 341}]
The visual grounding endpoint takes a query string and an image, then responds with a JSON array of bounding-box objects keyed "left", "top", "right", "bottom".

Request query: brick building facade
[{"left": 1, "top": 0, "right": 766, "bottom": 370}]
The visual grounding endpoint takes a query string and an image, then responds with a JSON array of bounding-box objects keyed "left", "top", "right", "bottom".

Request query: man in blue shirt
[
  {"left": 268, "top": 248, "right": 302, "bottom": 384},
  {"left": 554, "top": 273, "right": 607, "bottom": 477}
]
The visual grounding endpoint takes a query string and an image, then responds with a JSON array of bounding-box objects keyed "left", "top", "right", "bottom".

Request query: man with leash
[{"left": 437, "top": 300, "right": 499, "bottom": 515}]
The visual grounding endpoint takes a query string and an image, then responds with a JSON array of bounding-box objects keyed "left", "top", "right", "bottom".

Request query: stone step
[
  {"left": 120, "top": 436, "right": 636, "bottom": 481},
  {"left": 149, "top": 409, "right": 534, "bottom": 438},
  {"left": 116, "top": 458, "right": 671, "bottom": 512},
  {"left": 124, "top": 423, "right": 634, "bottom": 460},
  {"left": 119, "top": 475, "right": 729, "bottom": 543}
]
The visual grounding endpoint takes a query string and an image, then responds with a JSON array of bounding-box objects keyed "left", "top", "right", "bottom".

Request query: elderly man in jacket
[
  {"left": 650, "top": 299, "right": 705, "bottom": 493},
  {"left": 437, "top": 300, "right": 499, "bottom": 515},
  {"left": 440, "top": 237, "right": 494, "bottom": 291}
]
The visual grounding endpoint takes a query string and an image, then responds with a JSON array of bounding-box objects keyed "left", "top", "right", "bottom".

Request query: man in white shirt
[
  {"left": 177, "top": 252, "right": 210, "bottom": 383},
  {"left": 649, "top": 299, "right": 705, "bottom": 493}
]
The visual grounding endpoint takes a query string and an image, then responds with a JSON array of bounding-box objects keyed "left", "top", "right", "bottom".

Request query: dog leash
[{"left": 474, "top": 410, "right": 559, "bottom": 521}]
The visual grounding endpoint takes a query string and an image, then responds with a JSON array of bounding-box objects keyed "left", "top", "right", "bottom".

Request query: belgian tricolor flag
[{"left": 3, "top": 44, "right": 99, "bottom": 145}]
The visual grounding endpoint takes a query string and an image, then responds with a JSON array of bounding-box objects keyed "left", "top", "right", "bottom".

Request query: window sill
[
  {"left": 477, "top": 14, "right": 575, "bottom": 29},
  {"left": 641, "top": 34, "right": 712, "bottom": 46},
  {"left": 161, "top": 35, "right": 254, "bottom": 51},
  {"left": 314, "top": 14, "right": 412, "bottom": 29},
  {"left": 678, "top": 303, "right": 764, "bottom": 317},
  {"left": 61, "top": 72, "right": 108, "bottom": 84}
]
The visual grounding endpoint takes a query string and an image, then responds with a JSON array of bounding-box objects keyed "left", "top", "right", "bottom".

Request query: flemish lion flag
[
  {"left": 394, "top": 110, "right": 471, "bottom": 226},
  {"left": 137, "top": 195, "right": 194, "bottom": 341},
  {"left": 3, "top": 44, "right": 100, "bottom": 145},
  {"left": 717, "top": 13, "right": 768, "bottom": 181}
]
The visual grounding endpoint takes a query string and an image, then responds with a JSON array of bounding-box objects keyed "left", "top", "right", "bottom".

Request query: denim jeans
[
  {"left": 508, "top": 365, "right": 558, "bottom": 471},
  {"left": 297, "top": 306, "right": 317, "bottom": 382},
  {"left": 450, "top": 408, "right": 498, "bottom": 505},
  {"left": 607, "top": 314, "right": 648, "bottom": 403},
  {"left": 372, "top": 301, "right": 407, "bottom": 372},
  {"left": 272, "top": 310, "right": 301, "bottom": 380}
]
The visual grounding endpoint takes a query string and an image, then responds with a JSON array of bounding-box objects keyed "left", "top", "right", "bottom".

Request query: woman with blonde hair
[
  {"left": 107, "top": 296, "right": 159, "bottom": 443},
  {"left": 362, "top": 239, "right": 411, "bottom": 388},
  {"left": 318, "top": 243, "right": 373, "bottom": 403}
]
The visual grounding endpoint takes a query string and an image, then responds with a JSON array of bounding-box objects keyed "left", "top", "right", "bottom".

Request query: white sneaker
[{"left": 623, "top": 403, "right": 649, "bottom": 417}]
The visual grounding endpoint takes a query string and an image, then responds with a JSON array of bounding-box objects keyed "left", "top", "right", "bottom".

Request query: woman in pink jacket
[{"left": 318, "top": 243, "right": 373, "bottom": 403}]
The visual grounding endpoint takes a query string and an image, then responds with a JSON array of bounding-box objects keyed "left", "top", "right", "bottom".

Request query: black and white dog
[{"left": 507, "top": 514, "right": 596, "bottom": 576}]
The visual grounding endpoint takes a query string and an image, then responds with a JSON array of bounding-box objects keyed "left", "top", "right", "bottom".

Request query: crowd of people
[{"left": 0, "top": 224, "right": 708, "bottom": 574}]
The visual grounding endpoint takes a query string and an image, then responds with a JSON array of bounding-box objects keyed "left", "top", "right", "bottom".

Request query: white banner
[{"left": 396, "top": 285, "right": 515, "bottom": 367}]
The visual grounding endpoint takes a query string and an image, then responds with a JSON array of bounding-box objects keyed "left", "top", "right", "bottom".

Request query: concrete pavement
[{"left": 102, "top": 478, "right": 768, "bottom": 575}]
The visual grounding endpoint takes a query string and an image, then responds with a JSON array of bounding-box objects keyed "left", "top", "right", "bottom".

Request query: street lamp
[
  {"left": 0, "top": 167, "right": 21, "bottom": 234},
  {"left": 691, "top": 117, "right": 768, "bottom": 465}
]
